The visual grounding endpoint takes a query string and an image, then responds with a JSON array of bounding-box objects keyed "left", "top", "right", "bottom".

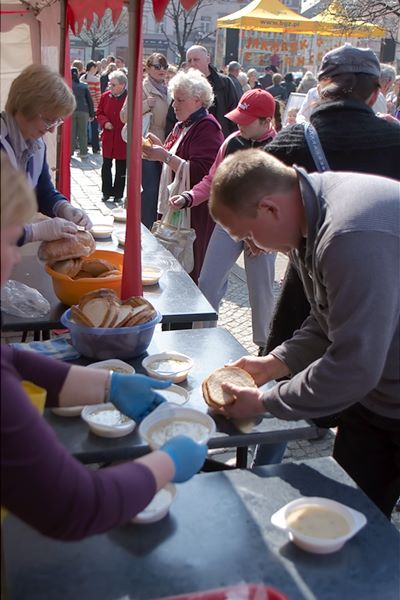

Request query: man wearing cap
[
  {"left": 227, "top": 61, "right": 244, "bottom": 99},
  {"left": 209, "top": 148, "right": 400, "bottom": 518},
  {"left": 263, "top": 43, "right": 400, "bottom": 358},
  {"left": 166, "top": 46, "right": 239, "bottom": 138},
  {"left": 258, "top": 66, "right": 274, "bottom": 90},
  {"left": 169, "top": 89, "right": 279, "bottom": 379}
]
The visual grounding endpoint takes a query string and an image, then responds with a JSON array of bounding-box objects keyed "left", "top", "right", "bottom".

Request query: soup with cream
[
  {"left": 287, "top": 505, "right": 351, "bottom": 539},
  {"left": 147, "top": 417, "right": 209, "bottom": 446}
]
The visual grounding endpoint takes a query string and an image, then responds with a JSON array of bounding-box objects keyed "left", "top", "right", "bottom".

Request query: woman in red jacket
[
  {"left": 142, "top": 68, "right": 224, "bottom": 283},
  {"left": 96, "top": 70, "right": 127, "bottom": 203}
]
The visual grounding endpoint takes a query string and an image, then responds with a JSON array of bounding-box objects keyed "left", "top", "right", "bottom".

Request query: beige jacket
[{"left": 142, "top": 77, "right": 169, "bottom": 142}]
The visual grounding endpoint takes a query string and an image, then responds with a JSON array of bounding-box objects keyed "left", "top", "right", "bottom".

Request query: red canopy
[{"left": 62, "top": 0, "right": 199, "bottom": 298}]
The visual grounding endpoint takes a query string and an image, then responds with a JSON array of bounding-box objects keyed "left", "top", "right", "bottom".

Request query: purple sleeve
[
  {"left": 6, "top": 345, "right": 71, "bottom": 406},
  {"left": 177, "top": 117, "right": 224, "bottom": 188},
  {"left": 1, "top": 346, "right": 157, "bottom": 540}
]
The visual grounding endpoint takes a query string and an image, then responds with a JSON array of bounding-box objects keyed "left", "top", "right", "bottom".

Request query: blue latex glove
[
  {"left": 160, "top": 435, "right": 208, "bottom": 483},
  {"left": 109, "top": 373, "right": 171, "bottom": 423}
]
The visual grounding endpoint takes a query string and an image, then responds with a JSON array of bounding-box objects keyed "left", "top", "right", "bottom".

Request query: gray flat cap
[{"left": 318, "top": 43, "right": 380, "bottom": 79}]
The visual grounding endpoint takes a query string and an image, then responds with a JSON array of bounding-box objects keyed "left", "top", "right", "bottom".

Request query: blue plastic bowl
[{"left": 61, "top": 308, "right": 162, "bottom": 360}]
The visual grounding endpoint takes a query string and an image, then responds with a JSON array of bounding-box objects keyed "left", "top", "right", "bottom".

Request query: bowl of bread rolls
[
  {"left": 61, "top": 288, "right": 162, "bottom": 359},
  {"left": 40, "top": 231, "right": 123, "bottom": 306}
]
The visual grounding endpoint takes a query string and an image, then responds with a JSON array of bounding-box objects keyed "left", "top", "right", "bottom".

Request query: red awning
[{"left": 63, "top": 0, "right": 199, "bottom": 298}]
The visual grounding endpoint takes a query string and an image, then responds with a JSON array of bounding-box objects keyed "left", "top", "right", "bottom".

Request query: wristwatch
[{"left": 164, "top": 151, "right": 173, "bottom": 164}]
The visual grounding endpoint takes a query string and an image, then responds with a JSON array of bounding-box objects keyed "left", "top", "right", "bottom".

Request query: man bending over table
[{"left": 209, "top": 149, "right": 400, "bottom": 519}]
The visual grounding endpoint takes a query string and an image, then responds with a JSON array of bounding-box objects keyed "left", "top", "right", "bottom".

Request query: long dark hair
[{"left": 71, "top": 68, "right": 80, "bottom": 83}]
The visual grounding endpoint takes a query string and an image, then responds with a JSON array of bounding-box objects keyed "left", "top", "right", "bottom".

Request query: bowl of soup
[
  {"left": 271, "top": 496, "right": 367, "bottom": 554},
  {"left": 142, "top": 352, "right": 193, "bottom": 383},
  {"left": 139, "top": 404, "right": 215, "bottom": 450},
  {"left": 81, "top": 403, "right": 136, "bottom": 438}
]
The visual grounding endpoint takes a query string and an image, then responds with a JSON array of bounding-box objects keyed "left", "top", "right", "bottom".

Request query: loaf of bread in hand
[
  {"left": 38, "top": 231, "right": 96, "bottom": 262},
  {"left": 202, "top": 366, "right": 256, "bottom": 410}
]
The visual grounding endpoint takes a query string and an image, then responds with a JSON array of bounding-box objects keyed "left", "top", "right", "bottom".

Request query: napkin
[{"left": 10, "top": 335, "right": 81, "bottom": 360}]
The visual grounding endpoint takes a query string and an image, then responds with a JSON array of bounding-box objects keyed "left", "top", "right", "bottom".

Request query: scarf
[
  {"left": 164, "top": 106, "right": 208, "bottom": 150},
  {"left": 148, "top": 75, "right": 168, "bottom": 98},
  {"left": 1, "top": 111, "right": 41, "bottom": 172}
]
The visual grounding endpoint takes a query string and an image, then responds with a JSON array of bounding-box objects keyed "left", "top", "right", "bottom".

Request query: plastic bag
[
  {"left": 151, "top": 208, "right": 196, "bottom": 273},
  {"left": 1, "top": 280, "right": 50, "bottom": 318}
]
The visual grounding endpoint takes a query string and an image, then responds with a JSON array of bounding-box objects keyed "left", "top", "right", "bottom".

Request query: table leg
[{"left": 236, "top": 447, "right": 248, "bottom": 468}]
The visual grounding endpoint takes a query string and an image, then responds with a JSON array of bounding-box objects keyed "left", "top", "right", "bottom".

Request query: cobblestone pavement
[{"left": 66, "top": 155, "right": 394, "bottom": 527}]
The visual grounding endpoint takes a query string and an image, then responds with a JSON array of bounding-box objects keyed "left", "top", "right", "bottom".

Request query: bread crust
[
  {"left": 49, "top": 258, "right": 83, "bottom": 278},
  {"left": 202, "top": 366, "right": 256, "bottom": 409},
  {"left": 39, "top": 231, "right": 95, "bottom": 262}
]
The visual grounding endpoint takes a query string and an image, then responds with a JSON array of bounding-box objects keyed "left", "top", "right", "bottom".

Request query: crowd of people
[{"left": 1, "top": 42, "right": 399, "bottom": 541}]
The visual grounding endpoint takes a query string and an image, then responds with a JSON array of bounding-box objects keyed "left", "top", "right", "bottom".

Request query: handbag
[{"left": 151, "top": 207, "right": 196, "bottom": 274}]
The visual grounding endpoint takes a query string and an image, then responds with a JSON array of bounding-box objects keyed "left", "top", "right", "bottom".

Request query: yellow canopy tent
[
  {"left": 216, "top": 0, "right": 318, "bottom": 35},
  {"left": 311, "top": 1, "right": 385, "bottom": 38}
]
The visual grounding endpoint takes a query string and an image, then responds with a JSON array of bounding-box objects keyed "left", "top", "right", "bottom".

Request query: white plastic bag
[{"left": 1, "top": 280, "right": 50, "bottom": 318}]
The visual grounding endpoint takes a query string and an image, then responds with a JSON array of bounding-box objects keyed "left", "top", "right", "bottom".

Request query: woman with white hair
[
  {"left": 142, "top": 68, "right": 224, "bottom": 282},
  {"left": 247, "top": 68, "right": 262, "bottom": 90},
  {"left": 96, "top": 70, "right": 128, "bottom": 202},
  {"left": 0, "top": 64, "right": 92, "bottom": 243}
]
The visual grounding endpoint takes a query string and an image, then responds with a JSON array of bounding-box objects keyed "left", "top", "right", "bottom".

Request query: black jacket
[
  {"left": 72, "top": 80, "right": 94, "bottom": 117},
  {"left": 166, "top": 65, "right": 238, "bottom": 139},
  {"left": 265, "top": 99, "right": 400, "bottom": 353}
]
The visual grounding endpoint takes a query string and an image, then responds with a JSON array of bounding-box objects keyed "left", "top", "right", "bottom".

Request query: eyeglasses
[
  {"left": 150, "top": 63, "right": 168, "bottom": 71},
  {"left": 39, "top": 115, "right": 64, "bottom": 130}
]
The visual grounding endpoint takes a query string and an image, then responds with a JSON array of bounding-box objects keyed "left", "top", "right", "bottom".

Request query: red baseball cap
[{"left": 225, "top": 89, "right": 275, "bottom": 125}]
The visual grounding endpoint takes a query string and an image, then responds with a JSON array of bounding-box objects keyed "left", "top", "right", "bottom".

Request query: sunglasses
[
  {"left": 150, "top": 63, "right": 168, "bottom": 71},
  {"left": 39, "top": 115, "right": 64, "bottom": 130}
]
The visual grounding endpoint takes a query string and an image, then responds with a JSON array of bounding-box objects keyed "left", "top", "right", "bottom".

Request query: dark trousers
[
  {"left": 141, "top": 159, "right": 162, "bottom": 229},
  {"left": 101, "top": 157, "right": 127, "bottom": 199},
  {"left": 333, "top": 404, "right": 400, "bottom": 518},
  {"left": 90, "top": 118, "right": 100, "bottom": 152}
]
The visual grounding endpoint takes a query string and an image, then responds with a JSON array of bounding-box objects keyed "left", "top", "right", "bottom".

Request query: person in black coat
[
  {"left": 165, "top": 46, "right": 238, "bottom": 138},
  {"left": 71, "top": 68, "right": 94, "bottom": 158},
  {"left": 264, "top": 44, "right": 400, "bottom": 363}
]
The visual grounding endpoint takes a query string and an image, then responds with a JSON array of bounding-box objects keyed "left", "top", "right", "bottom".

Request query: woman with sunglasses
[
  {"left": 140, "top": 53, "right": 171, "bottom": 229},
  {"left": 0, "top": 64, "right": 93, "bottom": 244}
]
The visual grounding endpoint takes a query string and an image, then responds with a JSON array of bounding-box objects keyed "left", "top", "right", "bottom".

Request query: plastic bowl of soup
[
  {"left": 81, "top": 403, "right": 136, "bottom": 438},
  {"left": 271, "top": 496, "right": 367, "bottom": 554},
  {"left": 142, "top": 352, "right": 193, "bottom": 383},
  {"left": 139, "top": 404, "right": 215, "bottom": 450}
]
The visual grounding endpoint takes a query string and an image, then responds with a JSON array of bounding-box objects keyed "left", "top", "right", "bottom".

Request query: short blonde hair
[
  {"left": 5, "top": 64, "right": 75, "bottom": 119},
  {"left": 1, "top": 153, "right": 37, "bottom": 229},
  {"left": 210, "top": 149, "right": 296, "bottom": 217},
  {"left": 168, "top": 68, "right": 214, "bottom": 108}
]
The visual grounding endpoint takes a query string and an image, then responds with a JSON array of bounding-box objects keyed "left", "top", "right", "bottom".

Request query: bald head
[{"left": 186, "top": 45, "right": 210, "bottom": 76}]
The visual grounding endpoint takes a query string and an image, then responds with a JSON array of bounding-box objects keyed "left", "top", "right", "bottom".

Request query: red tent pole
[
  {"left": 58, "top": 1, "right": 72, "bottom": 199},
  {"left": 121, "top": 0, "right": 144, "bottom": 299}
]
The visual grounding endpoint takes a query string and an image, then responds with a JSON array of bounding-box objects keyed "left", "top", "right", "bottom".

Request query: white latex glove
[
  {"left": 26, "top": 217, "right": 79, "bottom": 242},
  {"left": 57, "top": 203, "right": 93, "bottom": 229}
]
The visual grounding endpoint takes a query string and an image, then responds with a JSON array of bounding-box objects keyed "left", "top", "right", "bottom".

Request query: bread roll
[
  {"left": 39, "top": 231, "right": 95, "bottom": 262},
  {"left": 80, "top": 258, "right": 118, "bottom": 277},
  {"left": 202, "top": 366, "right": 256, "bottom": 410},
  {"left": 50, "top": 257, "right": 83, "bottom": 278}
]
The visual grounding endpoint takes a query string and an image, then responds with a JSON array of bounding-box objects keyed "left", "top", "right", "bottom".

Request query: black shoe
[
  {"left": 102, "top": 195, "right": 110, "bottom": 202},
  {"left": 114, "top": 197, "right": 123, "bottom": 203},
  {"left": 258, "top": 346, "right": 268, "bottom": 357}
]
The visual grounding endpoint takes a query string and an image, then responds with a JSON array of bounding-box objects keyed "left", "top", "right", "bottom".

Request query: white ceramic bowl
[
  {"left": 159, "top": 383, "right": 189, "bottom": 406},
  {"left": 116, "top": 232, "right": 125, "bottom": 247},
  {"left": 52, "top": 406, "right": 84, "bottom": 417},
  {"left": 142, "top": 352, "right": 193, "bottom": 383},
  {"left": 132, "top": 484, "right": 176, "bottom": 524},
  {"left": 111, "top": 207, "right": 127, "bottom": 222},
  {"left": 81, "top": 403, "right": 136, "bottom": 438},
  {"left": 142, "top": 265, "right": 163, "bottom": 286},
  {"left": 139, "top": 404, "right": 215, "bottom": 450},
  {"left": 88, "top": 359, "right": 135, "bottom": 374},
  {"left": 271, "top": 496, "right": 367, "bottom": 554},
  {"left": 90, "top": 224, "right": 113, "bottom": 239}
]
